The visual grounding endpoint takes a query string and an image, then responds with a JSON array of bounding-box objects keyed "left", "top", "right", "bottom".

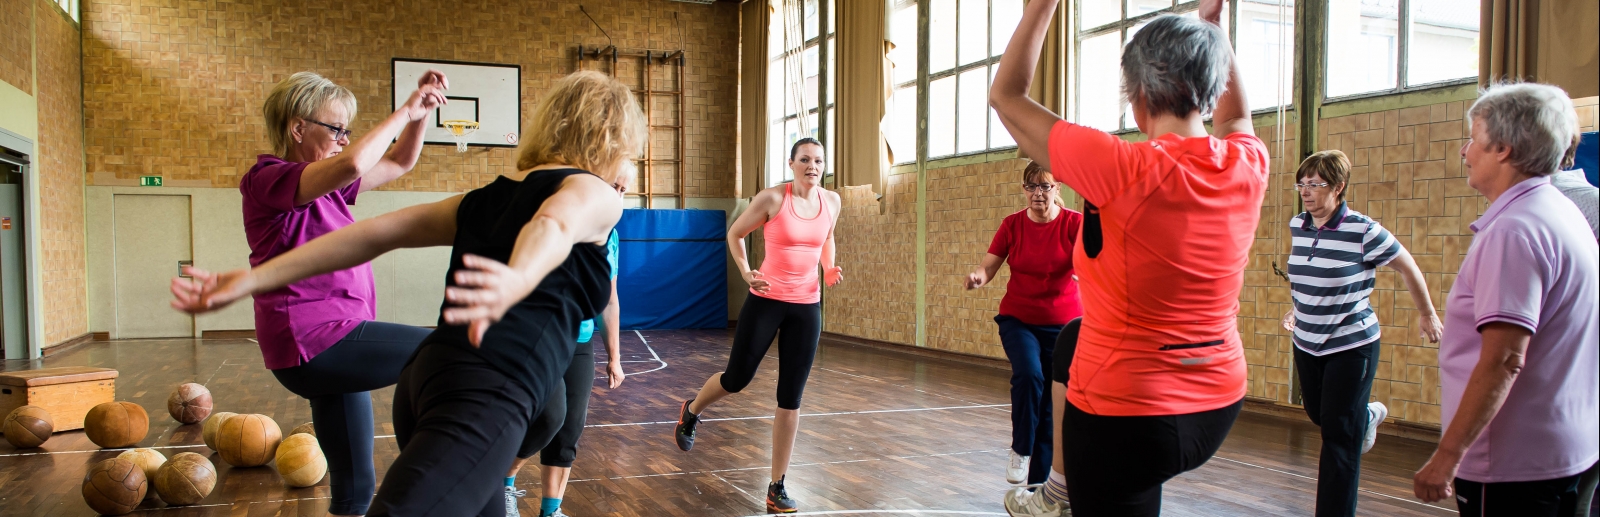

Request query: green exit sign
[{"left": 140, "top": 176, "right": 162, "bottom": 187}]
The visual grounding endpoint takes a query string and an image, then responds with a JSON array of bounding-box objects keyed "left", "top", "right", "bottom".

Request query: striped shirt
[{"left": 1287, "top": 203, "right": 1402, "bottom": 355}]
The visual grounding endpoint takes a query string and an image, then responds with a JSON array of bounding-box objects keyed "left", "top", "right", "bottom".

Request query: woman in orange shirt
[
  {"left": 989, "top": 0, "right": 1268, "bottom": 515},
  {"left": 672, "top": 138, "right": 843, "bottom": 514}
]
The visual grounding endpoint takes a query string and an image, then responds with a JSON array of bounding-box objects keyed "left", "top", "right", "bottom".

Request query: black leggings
[
  {"left": 1054, "top": 318, "right": 1243, "bottom": 517},
  {"left": 517, "top": 342, "right": 594, "bottom": 467},
  {"left": 271, "top": 320, "right": 430, "bottom": 515},
  {"left": 370, "top": 342, "right": 543, "bottom": 517},
  {"left": 1455, "top": 473, "right": 1584, "bottom": 517},
  {"left": 720, "top": 294, "right": 822, "bottom": 410}
]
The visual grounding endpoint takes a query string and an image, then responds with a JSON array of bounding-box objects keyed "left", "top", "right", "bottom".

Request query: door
[
  {"left": 0, "top": 162, "right": 23, "bottom": 359},
  {"left": 113, "top": 195, "right": 194, "bottom": 338}
]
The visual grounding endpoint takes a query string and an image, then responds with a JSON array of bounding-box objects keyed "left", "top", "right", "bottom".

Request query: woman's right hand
[
  {"left": 1281, "top": 309, "right": 1295, "bottom": 332},
  {"left": 965, "top": 268, "right": 989, "bottom": 290},
  {"left": 170, "top": 266, "right": 256, "bottom": 314},
  {"left": 743, "top": 270, "right": 769, "bottom": 294},
  {"left": 400, "top": 84, "right": 448, "bottom": 122}
]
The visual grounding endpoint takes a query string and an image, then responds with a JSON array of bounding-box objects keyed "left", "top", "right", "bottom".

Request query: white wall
[
  {"left": 86, "top": 187, "right": 454, "bottom": 336},
  {"left": 87, "top": 189, "right": 742, "bottom": 335}
]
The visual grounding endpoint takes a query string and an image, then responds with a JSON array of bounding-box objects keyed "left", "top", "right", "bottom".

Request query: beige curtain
[
  {"left": 739, "top": 0, "right": 773, "bottom": 198},
  {"left": 836, "top": 0, "right": 893, "bottom": 211},
  {"left": 1029, "top": 0, "right": 1068, "bottom": 118},
  {"left": 1480, "top": 0, "right": 1598, "bottom": 97}
]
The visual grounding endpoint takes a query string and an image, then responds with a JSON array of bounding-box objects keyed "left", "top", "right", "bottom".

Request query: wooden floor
[{"left": 0, "top": 330, "right": 1455, "bottom": 516}]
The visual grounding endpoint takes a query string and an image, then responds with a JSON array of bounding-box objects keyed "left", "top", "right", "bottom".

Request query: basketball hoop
[{"left": 441, "top": 120, "right": 480, "bottom": 153}]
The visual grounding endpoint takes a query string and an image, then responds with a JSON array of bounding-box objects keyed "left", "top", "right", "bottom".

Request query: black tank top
[{"left": 427, "top": 168, "right": 612, "bottom": 390}]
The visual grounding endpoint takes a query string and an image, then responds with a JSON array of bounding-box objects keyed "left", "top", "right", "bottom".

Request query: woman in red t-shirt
[
  {"left": 989, "top": 0, "right": 1267, "bottom": 515},
  {"left": 964, "top": 161, "right": 1082, "bottom": 490}
]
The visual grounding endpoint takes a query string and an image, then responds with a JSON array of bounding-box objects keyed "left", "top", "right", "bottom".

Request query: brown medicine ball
[
  {"left": 85, "top": 402, "right": 149, "bottom": 449},
  {"left": 288, "top": 421, "right": 315, "bottom": 438},
  {"left": 2, "top": 405, "right": 53, "bottom": 448},
  {"left": 82, "top": 457, "right": 148, "bottom": 515},
  {"left": 115, "top": 448, "right": 166, "bottom": 500},
  {"left": 201, "top": 411, "right": 237, "bottom": 451},
  {"left": 153, "top": 452, "right": 216, "bottom": 505},
  {"left": 275, "top": 433, "right": 327, "bottom": 487},
  {"left": 167, "top": 383, "right": 213, "bottom": 424},
  {"left": 216, "top": 413, "right": 282, "bottom": 467}
]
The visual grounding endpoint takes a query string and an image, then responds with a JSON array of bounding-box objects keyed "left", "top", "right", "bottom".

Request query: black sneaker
[
  {"left": 674, "top": 399, "right": 699, "bottom": 451},
  {"left": 766, "top": 476, "right": 798, "bottom": 514}
]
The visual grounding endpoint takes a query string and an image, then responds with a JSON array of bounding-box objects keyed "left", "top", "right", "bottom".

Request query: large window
[
  {"left": 1075, "top": 0, "right": 1296, "bottom": 132},
  {"left": 768, "top": 0, "right": 835, "bottom": 186},
  {"left": 888, "top": 0, "right": 920, "bottom": 165},
  {"left": 1326, "top": 0, "right": 1479, "bottom": 99},
  {"left": 927, "top": 0, "right": 1024, "bottom": 159}
]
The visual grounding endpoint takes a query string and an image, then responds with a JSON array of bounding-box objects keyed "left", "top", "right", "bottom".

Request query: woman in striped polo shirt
[{"left": 1282, "top": 149, "right": 1443, "bottom": 517}]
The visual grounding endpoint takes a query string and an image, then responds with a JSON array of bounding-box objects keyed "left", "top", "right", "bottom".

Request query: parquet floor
[{"left": 1, "top": 330, "right": 1455, "bottom": 516}]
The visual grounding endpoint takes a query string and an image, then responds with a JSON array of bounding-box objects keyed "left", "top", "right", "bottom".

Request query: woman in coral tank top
[{"left": 672, "top": 138, "right": 842, "bottom": 514}]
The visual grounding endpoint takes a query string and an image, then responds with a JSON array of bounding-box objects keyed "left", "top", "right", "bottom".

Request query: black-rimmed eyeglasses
[{"left": 307, "top": 119, "right": 352, "bottom": 141}]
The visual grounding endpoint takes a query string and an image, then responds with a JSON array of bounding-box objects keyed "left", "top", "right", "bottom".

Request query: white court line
[
  {"left": 815, "top": 366, "right": 1009, "bottom": 412},
  {"left": 135, "top": 496, "right": 329, "bottom": 512},
  {"left": 625, "top": 329, "right": 668, "bottom": 375},
  {"left": 1211, "top": 456, "right": 1458, "bottom": 513},
  {"left": 560, "top": 448, "right": 1007, "bottom": 484},
  {"left": 584, "top": 403, "right": 1008, "bottom": 429},
  {"left": 0, "top": 443, "right": 209, "bottom": 458}
]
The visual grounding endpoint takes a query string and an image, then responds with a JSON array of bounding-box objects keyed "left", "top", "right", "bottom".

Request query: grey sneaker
[
  {"left": 505, "top": 486, "right": 526, "bottom": 517},
  {"left": 1004, "top": 485, "right": 1069, "bottom": 517},
  {"left": 675, "top": 399, "right": 700, "bottom": 451}
]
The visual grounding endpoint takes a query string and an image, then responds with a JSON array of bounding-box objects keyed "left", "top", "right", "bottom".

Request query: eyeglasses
[
  {"left": 613, "top": 183, "right": 628, "bottom": 195},
  {"left": 1023, "top": 183, "right": 1057, "bottom": 193},
  {"left": 307, "top": 119, "right": 352, "bottom": 141},
  {"left": 1292, "top": 182, "right": 1331, "bottom": 191}
]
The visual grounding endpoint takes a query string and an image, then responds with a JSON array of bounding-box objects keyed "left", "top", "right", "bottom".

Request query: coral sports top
[{"left": 756, "top": 183, "right": 833, "bottom": 304}]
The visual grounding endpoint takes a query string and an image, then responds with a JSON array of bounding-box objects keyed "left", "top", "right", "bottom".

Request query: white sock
[{"left": 1049, "top": 470, "right": 1066, "bottom": 486}]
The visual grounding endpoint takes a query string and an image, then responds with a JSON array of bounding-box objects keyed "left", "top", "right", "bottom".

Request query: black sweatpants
[
  {"left": 1293, "top": 342, "right": 1380, "bottom": 517},
  {"left": 1055, "top": 316, "right": 1241, "bottom": 517},
  {"left": 271, "top": 320, "right": 430, "bottom": 515},
  {"left": 1456, "top": 473, "right": 1584, "bottom": 517},
  {"left": 518, "top": 341, "right": 595, "bottom": 467},
  {"left": 720, "top": 294, "right": 822, "bottom": 410}
]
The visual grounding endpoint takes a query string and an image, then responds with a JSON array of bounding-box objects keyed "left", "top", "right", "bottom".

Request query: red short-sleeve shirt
[
  {"left": 1048, "top": 120, "right": 1269, "bottom": 416},
  {"left": 987, "top": 208, "right": 1084, "bottom": 326}
]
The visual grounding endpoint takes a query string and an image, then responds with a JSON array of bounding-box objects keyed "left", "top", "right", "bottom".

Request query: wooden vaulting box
[{"left": 0, "top": 367, "right": 119, "bottom": 431}]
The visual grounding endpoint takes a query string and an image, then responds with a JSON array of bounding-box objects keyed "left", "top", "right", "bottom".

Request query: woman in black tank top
[{"left": 170, "top": 71, "right": 646, "bottom": 515}]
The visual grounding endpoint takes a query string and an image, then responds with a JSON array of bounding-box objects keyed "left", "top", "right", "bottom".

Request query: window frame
[
  {"left": 767, "top": 0, "right": 837, "bottom": 187},
  {"left": 924, "top": 0, "right": 1023, "bottom": 161},
  {"left": 1321, "top": 0, "right": 1478, "bottom": 104}
]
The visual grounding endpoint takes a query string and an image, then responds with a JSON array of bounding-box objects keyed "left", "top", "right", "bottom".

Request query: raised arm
[
  {"left": 1199, "top": 0, "right": 1253, "bottom": 138},
  {"left": 172, "top": 195, "right": 462, "bottom": 313},
  {"left": 297, "top": 71, "right": 448, "bottom": 205},
  {"left": 990, "top": 0, "right": 1064, "bottom": 166},
  {"left": 441, "top": 174, "right": 622, "bottom": 338},
  {"left": 729, "top": 190, "right": 779, "bottom": 293}
]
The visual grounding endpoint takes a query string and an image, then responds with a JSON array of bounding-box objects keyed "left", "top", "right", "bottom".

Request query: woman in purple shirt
[
  {"left": 230, "top": 70, "right": 447, "bottom": 515},
  {"left": 1413, "top": 83, "right": 1598, "bottom": 517}
]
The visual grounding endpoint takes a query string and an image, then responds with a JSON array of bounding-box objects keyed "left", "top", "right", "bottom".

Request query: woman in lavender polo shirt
[
  {"left": 233, "top": 70, "right": 446, "bottom": 515},
  {"left": 1413, "top": 83, "right": 1599, "bottom": 517}
]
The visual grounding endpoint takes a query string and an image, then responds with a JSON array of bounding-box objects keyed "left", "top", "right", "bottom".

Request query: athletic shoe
[
  {"left": 1004, "top": 485, "right": 1069, "bottom": 517},
  {"left": 675, "top": 399, "right": 700, "bottom": 451},
  {"left": 548, "top": 510, "right": 569, "bottom": 517},
  {"left": 767, "top": 476, "right": 799, "bottom": 513},
  {"left": 1006, "top": 450, "right": 1030, "bottom": 484},
  {"left": 505, "top": 486, "right": 526, "bottom": 517},
  {"left": 1362, "top": 401, "right": 1388, "bottom": 454}
]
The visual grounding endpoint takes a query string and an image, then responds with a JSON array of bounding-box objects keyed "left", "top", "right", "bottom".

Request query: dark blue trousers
[{"left": 996, "top": 315, "right": 1063, "bottom": 485}]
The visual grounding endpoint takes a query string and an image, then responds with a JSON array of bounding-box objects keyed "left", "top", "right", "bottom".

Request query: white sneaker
[
  {"left": 505, "top": 486, "right": 526, "bottom": 517},
  {"left": 1362, "top": 401, "right": 1388, "bottom": 454},
  {"left": 1004, "top": 485, "right": 1069, "bottom": 517},
  {"left": 1007, "top": 450, "right": 1030, "bottom": 484}
]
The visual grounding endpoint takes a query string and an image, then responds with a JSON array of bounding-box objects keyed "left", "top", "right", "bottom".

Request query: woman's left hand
[
  {"left": 1419, "top": 313, "right": 1444, "bottom": 343},
  {"left": 416, "top": 69, "right": 449, "bottom": 90},
  {"left": 607, "top": 360, "right": 626, "bottom": 389},
  {"left": 824, "top": 266, "right": 844, "bottom": 287},
  {"left": 443, "top": 254, "right": 533, "bottom": 347},
  {"left": 1413, "top": 450, "right": 1460, "bottom": 503}
]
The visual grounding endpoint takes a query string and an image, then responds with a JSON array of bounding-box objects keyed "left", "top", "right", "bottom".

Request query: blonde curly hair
[{"left": 516, "top": 71, "right": 647, "bottom": 182}]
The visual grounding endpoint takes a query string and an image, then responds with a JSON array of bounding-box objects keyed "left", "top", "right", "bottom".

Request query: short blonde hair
[
  {"left": 1296, "top": 150, "right": 1352, "bottom": 200},
  {"left": 262, "top": 72, "right": 357, "bottom": 157},
  {"left": 516, "top": 71, "right": 647, "bottom": 181}
]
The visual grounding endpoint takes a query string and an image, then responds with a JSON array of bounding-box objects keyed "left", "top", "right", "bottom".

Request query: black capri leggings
[
  {"left": 1053, "top": 318, "right": 1243, "bottom": 516},
  {"left": 720, "top": 294, "right": 822, "bottom": 410},
  {"left": 517, "top": 342, "right": 595, "bottom": 467},
  {"left": 271, "top": 320, "right": 431, "bottom": 516}
]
